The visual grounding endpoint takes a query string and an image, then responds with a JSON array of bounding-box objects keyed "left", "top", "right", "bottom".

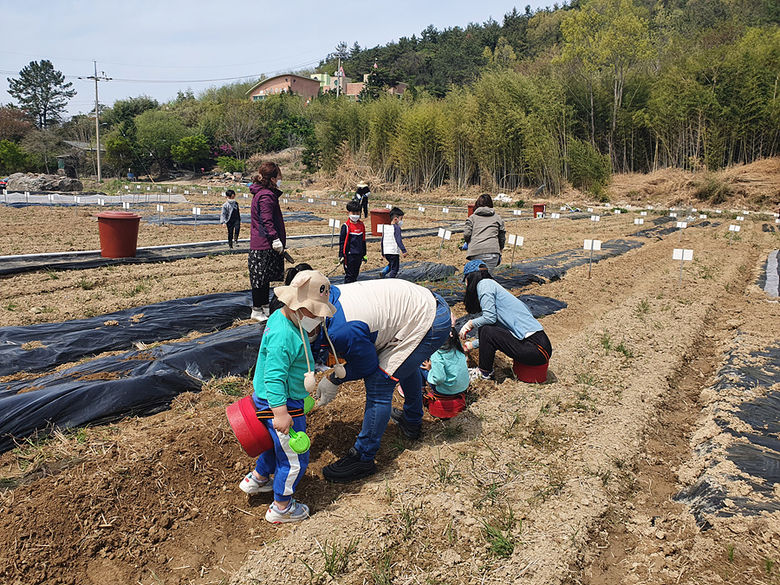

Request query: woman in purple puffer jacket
[{"left": 248, "top": 161, "right": 286, "bottom": 322}]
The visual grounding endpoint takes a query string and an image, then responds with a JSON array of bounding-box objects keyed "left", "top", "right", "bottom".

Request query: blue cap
[{"left": 463, "top": 259, "right": 487, "bottom": 281}]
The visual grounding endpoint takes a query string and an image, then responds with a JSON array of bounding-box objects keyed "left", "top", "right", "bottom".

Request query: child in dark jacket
[
  {"left": 339, "top": 201, "right": 367, "bottom": 283},
  {"left": 220, "top": 189, "right": 240, "bottom": 248},
  {"left": 380, "top": 207, "right": 406, "bottom": 279}
]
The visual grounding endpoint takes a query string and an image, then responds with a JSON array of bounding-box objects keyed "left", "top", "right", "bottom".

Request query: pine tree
[{"left": 7, "top": 60, "right": 76, "bottom": 129}]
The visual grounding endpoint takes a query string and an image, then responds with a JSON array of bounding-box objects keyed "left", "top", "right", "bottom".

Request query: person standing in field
[
  {"left": 339, "top": 201, "right": 367, "bottom": 284},
  {"left": 379, "top": 207, "right": 406, "bottom": 279},
  {"left": 463, "top": 194, "right": 506, "bottom": 270},
  {"left": 220, "top": 189, "right": 241, "bottom": 248},
  {"left": 238, "top": 270, "right": 337, "bottom": 523},
  {"left": 248, "top": 162, "right": 286, "bottom": 323},
  {"left": 354, "top": 181, "right": 370, "bottom": 218}
]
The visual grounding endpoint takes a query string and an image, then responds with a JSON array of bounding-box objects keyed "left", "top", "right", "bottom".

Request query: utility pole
[
  {"left": 335, "top": 55, "right": 341, "bottom": 98},
  {"left": 80, "top": 62, "right": 111, "bottom": 182}
]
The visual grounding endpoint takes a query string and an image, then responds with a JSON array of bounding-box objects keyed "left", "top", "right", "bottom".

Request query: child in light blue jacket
[{"left": 420, "top": 327, "right": 469, "bottom": 418}]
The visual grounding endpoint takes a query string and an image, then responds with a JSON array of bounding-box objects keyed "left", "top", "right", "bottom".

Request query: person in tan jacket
[{"left": 463, "top": 194, "right": 506, "bottom": 270}]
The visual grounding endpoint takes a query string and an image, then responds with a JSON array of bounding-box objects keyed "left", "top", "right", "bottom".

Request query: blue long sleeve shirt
[{"left": 470, "top": 279, "right": 543, "bottom": 341}]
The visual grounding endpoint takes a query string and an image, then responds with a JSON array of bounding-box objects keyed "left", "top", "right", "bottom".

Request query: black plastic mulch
[
  {"left": 675, "top": 342, "right": 780, "bottom": 527},
  {"left": 0, "top": 289, "right": 566, "bottom": 453},
  {"left": 0, "top": 291, "right": 252, "bottom": 378}
]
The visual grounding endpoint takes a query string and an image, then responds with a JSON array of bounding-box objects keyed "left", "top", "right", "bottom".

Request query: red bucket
[
  {"left": 226, "top": 395, "right": 274, "bottom": 457},
  {"left": 426, "top": 394, "right": 466, "bottom": 419},
  {"left": 512, "top": 361, "right": 549, "bottom": 383}
]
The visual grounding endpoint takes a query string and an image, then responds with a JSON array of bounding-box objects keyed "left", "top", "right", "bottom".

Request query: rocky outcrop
[{"left": 5, "top": 173, "right": 83, "bottom": 192}]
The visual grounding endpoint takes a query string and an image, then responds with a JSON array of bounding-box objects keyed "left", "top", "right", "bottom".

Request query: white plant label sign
[
  {"left": 328, "top": 218, "right": 341, "bottom": 228},
  {"left": 676, "top": 221, "right": 687, "bottom": 229},
  {"left": 122, "top": 202, "right": 130, "bottom": 210},
  {"left": 640, "top": 211, "right": 647, "bottom": 216},
  {"left": 331, "top": 200, "right": 337, "bottom": 206},
  {"left": 614, "top": 209, "right": 621, "bottom": 215},
  {"left": 634, "top": 218, "right": 644, "bottom": 225},
  {"left": 584, "top": 239, "right": 602, "bottom": 251},
  {"left": 437, "top": 228, "right": 445, "bottom": 238},
  {"left": 156, "top": 204, "right": 164, "bottom": 212},
  {"left": 443, "top": 230, "right": 452, "bottom": 240},
  {"left": 386, "top": 204, "right": 392, "bottom": 209},
  {"left": 98, "top": 198, "right": 105, "bottom": 206},
  {"left": 513, "top": 210, "right": 522, "bottom": 216},
  {"left": 587, "top": 207, "right": 593, "bottom": 212},
  {"left": 736, "top": 216, "right": 744, "bottom": 221},
  {"left": 550, "top": 212, "right": 561, "bottom": 219},
  {"left": 418, "top": 206, "right": 426, "bottom": 213},
  {"left": 192, "top": 207, "right": 201, "bottom": 215},
  {"left": 442, "top": 207, "right": 449, "bottom": 214},
  {"left": 670, "top": 212, "right": 677, "bottom": 218},
  {"left": 560, "top": 206, "right": 566, "bottom": 211},
  {"left": 282, "top": 198, "right": 288, "bottom": 203},
  {"left": 729, "top": 224, "right": 741, "bottom": 232},
  {"left": 699, "top": 214, "right": 707, "bottom": 219},
  {"left": 673, "top": 249, "right": 693, "bottom": 261},
  {"left": 308, "top": 198, "right": 314, "bottom": 203},
  {"left": 591, "top": 215, "right": 600, "bottom": 222}
]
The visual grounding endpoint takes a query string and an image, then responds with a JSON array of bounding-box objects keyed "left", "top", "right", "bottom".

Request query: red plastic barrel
[
  {"left": 513, "top": 360, "right": 549, "bottom": 383},
  {"left": 467, "top": 204, "right": 475, "bottom": 217},
  {"left": 226, "top": 395, "right": 274, "bottom": 457},
  {"left": 96, "top": 211, "right": 141, "bottom": 258},
  {"left": 370, "top": 209, "right": 391, "bottom": 236},
  {"left": 533, "top": 204, "right": 546, "bottom": 218}
]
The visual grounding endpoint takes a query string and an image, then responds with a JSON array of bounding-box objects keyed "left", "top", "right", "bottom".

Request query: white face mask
[
  {"left": 398, "top": 219, "right": 404, "bottom": 227},
  {"left": 349, "top": 214, "right": 360, "bottom": 222},
  {"left": 299, "top": 314, "right": 322, "bottom": 333},
  {"left": 275, "top": 179, "right": 282, "bottom": 190}
]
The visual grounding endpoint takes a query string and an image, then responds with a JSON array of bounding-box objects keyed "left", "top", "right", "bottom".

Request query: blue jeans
[{"left": 354, "top": 293, "right": 451, "bottom": 460}]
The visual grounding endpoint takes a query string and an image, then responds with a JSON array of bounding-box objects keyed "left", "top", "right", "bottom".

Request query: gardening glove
[
  {"left": 362, "top": 256, "right": 367, "bottom": 263},
  {"left": 316, "top": 376, "right": 340, "bottom": 407},
  {"left": 463, "top": 340, "right": 474, "bottom": 351},
  {"left": 271, "top": 239, "right": 284, "bottom": 254},
  {"left": 459, "top": 320, "right": 473, "bottom": 339}
]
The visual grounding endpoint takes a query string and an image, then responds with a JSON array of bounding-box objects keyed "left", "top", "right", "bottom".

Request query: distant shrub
[
  {"left": 693, "top": 174, "right": 732, "bottom": 204},
  {"left": 568, "top": 138, "right": 611, "bottom": 193},
  {"left": 217, "top": 156, "right": 246, "bottom": 173}
]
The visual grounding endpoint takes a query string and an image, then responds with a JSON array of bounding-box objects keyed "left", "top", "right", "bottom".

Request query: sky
[{"left": 0, "top": 0, "right": 552, "bottom": 119}]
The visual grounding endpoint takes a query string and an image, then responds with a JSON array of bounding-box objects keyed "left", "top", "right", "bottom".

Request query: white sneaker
[
  {"left": 265, "top": 499, "right": 310, "bottom": 523},
  {"left": 469, "top": 367, "right": 494, "bottom": 381},
  {"left": 250, "top": 307, "right": 268, "bottom": 322},
  {"left": 239, "top": 472, "right": 273, "bottom": 495}
]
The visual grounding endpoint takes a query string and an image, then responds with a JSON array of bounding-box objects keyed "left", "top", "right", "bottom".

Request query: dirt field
[{"left": 1, "top": 162, "right": 779, "bottom": 585}]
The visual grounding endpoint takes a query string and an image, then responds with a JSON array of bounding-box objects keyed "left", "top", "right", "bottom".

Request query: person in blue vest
[
  {"left": 339, "top": 201, "right": 367, "bottom": 283},
  {"left": 312, "top": 279, "right": 451, "bottom": 483}
]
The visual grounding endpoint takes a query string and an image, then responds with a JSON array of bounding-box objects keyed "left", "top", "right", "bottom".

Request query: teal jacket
[
  {"left": 427, "top": 347, "right": 469, "bottom": 395},
  {"left": 252, "top": 310, "right": 313, "bottom": 407}
]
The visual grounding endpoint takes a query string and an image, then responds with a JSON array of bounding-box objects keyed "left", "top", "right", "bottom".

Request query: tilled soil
[{"left": 1, "top": 183, "right": 779, "bottom": 585}]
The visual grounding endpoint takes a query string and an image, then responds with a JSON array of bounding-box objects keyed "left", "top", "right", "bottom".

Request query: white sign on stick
[
  {"left": 282, "top": 198, "right": 288, "bottom": 203},
  {"left": 513, "top": 210, "right": 522, "bottom": 216},
  {"left": 386, "top": 203, "right": 392, "bottom": 209},
  {"left": 715, "top": 209, "right": 722, "bottom": 214},
  {"left": 442, "top": 207, "right": 449, "bottom": 214},
  {"left": 673, "top": 249, "right": 694, "bottom": 261},
  {"left": 587, "top": 207, "right": 593, "bottom": 213},
  {"left": 192, "top": 207, "right": 201, "bottom": 215},
  {"left": 729, "top": 224, "right": 741, "bottom": 232},
  {"left": 184, "top": 190, "right": 189, "bottom": 195},
  {"left": 328, "top": 218, "right": 341, "bottom": 228},
  {"left": 699, "top": 214, "right": 707, "bottom": 219},
  {"left": 591, "top": 215, "right": 600, "bottom": 222},
  {"left": 122, "top": 201, "right": 130, "bottom": 210},
  {"left": 75, "top": 196, "right": 81, "bottom": 204},
  {"left": 124, "top": 185, "right": 129, "bottom": 190},
  {"left": 437, "top": 228, "right": 445, "bottom": 238},
  {"left": 97, "top": 198, "right": 105, "bottom": 206},
  {"left": 640, "top": 211, "right": 647, "bottom": 216},
  {"left": 670, "top": 212, "right": 677, "bottom": 218},
  {"left": 147, "top": 187, "right": 151, "bottom": 191},
  {"left": 736, "top": 216, "right": 744, "bottom": 221},
  {"left": 614, "top": 209, "right": 621, "bottom": 215},
  {"left": 443, "top": 230, "right": 452, "bottom": 240},
  {"left": 418, "top": 206, "right": 426, "bottom": 213},
  {"left": 550, "top": 212, "right": 561, "bottom": 219},
  {"left": 156, "top": 204, "right": 164, "bottom": 212},
  {"left": 507, "top": 234, "right": 524, "bottom": 247},
  {"left": 634, "top": 218, "right": 644, "bottom": 225},
  {"left": 742, "top": 210, "right": 750, "bottom": 215},
  {"left": 331, "top": 200, "right": 337, "bottom": 207},
  {"left": 676, "top": 221, "right": 687, "bottom": 229},
  {"left": 560, "top": 206, "right": 566, "bottom": 211},
  {"left": 584, "top": 239, "right": 602, "bottom": 251},
  {"left": 307, "top": 198, "right": 314, "bottom": 203}
]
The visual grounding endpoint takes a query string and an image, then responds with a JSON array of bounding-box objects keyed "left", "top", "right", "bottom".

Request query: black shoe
[
  {"left": 390, "top": 407, "right": 421, "bottom": 440},
  {"left": 323, "top": 447, "right": 377, "bottom": 483}
]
